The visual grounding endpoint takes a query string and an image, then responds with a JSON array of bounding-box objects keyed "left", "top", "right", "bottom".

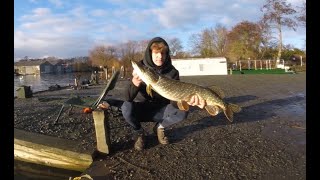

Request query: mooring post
[{"left": 92, "top": 109, "right": 111, "bottom": 154}]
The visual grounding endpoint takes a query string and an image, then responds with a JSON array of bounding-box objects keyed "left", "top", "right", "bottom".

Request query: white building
[{"left": 172, "top": 57, "right": 228, "bottom": 76}]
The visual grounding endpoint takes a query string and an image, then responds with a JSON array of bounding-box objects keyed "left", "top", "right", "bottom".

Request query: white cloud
[
  {"left": 90, "top": 9, "right": 108, "bottom": 17},
  {"left": 14, "top": 0, "right": 306, "bottom": 59},
  {"left": 152, "top": 0, "right": 264, "bottom": 29}
]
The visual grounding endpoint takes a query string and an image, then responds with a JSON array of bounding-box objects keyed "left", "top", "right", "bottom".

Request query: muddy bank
[{"left": 14, "top": 74, "right": 306, "bottom": 179}]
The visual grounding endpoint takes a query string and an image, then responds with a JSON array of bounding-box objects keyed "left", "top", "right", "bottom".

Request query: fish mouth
[
  {"left": 131, "top": 61, "right": 159, "bottom": 84},
  {"left": 131, "top": 61, "right": 137, "bottom": 68},
  {"left": 131, "top": 61, "right": 145, "bottom": 77},
  {"left": 131, "top": 61, "right": 139, "bottom": 71}
]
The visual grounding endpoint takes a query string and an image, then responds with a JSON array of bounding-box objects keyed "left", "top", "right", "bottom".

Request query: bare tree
[
  {"left": 201, "top": 29, "right": 216, "bottom": 57},
  {"left": 261, "top": 0, "right": 297, "bottom": 63},
  {"left": 168, "top": 38, "right": 183, "bottom": 57},
  {"left": 88, "top": 45, "right": 118, "bottom": 68},
  {"left": 119, "top": 40, "right": 144, "bottom": 68},
  {"left": 119, "top": 41, "right": 135, "bottom": 67},
  {"left": 257, "top": 20, "right": 277, "bottom": 59},
  {"left": 188, "top": 33, "right": 202, "bottom": 57},
  {"left": 188, "top": 25, "right": 228, "bottom": 58},
  {"left": 212, "top": 24, "right": 228, "bottom": 57},
  {"left": 296, "top": 1, "right": 306, "bottom": 27},
  {"left": 188, "top": 29, "right": 216, "bottom": 57}
]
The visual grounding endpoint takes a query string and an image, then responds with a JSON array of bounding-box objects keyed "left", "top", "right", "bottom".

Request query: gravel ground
[{"left": 14, "top": 73, "right": 306, "bottom": 180}]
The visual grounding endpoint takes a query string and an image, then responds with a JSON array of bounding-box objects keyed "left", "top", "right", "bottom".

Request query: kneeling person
[{"left": 121, "top": 37, "right": 205, "bottom": 151}]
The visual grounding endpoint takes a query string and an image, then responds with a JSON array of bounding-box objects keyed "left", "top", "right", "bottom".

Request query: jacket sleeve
[{"left": 124, "top": 80, "right": 141, "bottom": 102}]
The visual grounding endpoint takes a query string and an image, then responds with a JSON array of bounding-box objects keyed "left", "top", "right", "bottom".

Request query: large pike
[{"left": 131, "top": 61, "right": 241, "bottom": 122}]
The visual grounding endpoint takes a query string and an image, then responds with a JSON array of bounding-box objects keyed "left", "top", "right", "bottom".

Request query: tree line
[
  {"left": 88, "top": 0, "right": 305, "bottom": 70},
  {"left": 18, "top": 0, "right": 305, "bottom": 72}
]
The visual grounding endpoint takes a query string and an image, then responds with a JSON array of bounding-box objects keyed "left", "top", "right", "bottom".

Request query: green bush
[{"left": 231, "top": 68, "right": 292, "bottom": 74}]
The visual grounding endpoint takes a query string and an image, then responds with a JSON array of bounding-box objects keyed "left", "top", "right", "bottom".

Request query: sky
[{"left": 14, "top": 0, "right": 306, "bottom": 61}]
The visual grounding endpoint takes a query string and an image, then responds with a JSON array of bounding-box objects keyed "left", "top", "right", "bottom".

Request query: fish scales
[
  {"left": 131, "top": 60, "right": 241, "bottom": 122},
  {"left": 154, "top": 77, "right": 225, "bottom": 108}
]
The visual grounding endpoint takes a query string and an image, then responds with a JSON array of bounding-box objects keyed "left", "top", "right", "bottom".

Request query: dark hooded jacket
[{"left": 124, "top": 37, "right": 180, "bottom": 106}]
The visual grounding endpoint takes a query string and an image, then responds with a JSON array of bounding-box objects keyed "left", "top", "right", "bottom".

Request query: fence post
[{"left": 92, "top": 110, "right": 111, "bottom": 154}]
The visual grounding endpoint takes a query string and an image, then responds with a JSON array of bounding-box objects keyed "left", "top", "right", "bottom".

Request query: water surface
[{"left": 14, "top": 72, "right": 92, "bottom": 97}]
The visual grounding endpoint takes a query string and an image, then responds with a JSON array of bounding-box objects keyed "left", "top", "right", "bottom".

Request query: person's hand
[
  {"left": 98, "top": 101, "right": 110, "bottom": 110},
  {"left": 132, "top": 70, "right": 142, "bottom": 87},
  {"left": 187, "top": 95, "right": 206, "bottom": 109}
]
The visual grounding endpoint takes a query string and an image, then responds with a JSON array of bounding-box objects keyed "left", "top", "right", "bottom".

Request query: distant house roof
[
  {"left": 14, "top": 59, "right": 62, "bottom": 66},
  {"left": 14, "top": 60, "right": 46, "bottom": 66}
]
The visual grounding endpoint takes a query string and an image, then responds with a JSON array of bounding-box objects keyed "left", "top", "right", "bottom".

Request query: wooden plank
[
  {"left": 14, "top": 129, "right": 93, "bottom": 172},
  {"left": 93, "top": 110, "right": 111, "bottom": 154}
]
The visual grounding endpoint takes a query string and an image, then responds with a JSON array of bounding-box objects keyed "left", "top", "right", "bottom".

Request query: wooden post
[
  {"left": 104, "top": 68, "right": 108, "bottom": 80},
  {"left": 112, "top": 66, "right": 115, "bottom": 76},
  {"left": 239, "top": 61, "right": 242, "bottom": 71},
  {"left": 92, "top": 110, "right": 111, "bottom": 154},
  {"left": 120, "top": 66, "right": 125, "bottom": 78},
  {"left": 269, "top": 60, "right": 272, "bottom": 69},
  {"left": 265, "top": 60, "right": 268, "bottom": 70},
  {"left": 254, "top": 60, "right": 257, "bottom": 70}
]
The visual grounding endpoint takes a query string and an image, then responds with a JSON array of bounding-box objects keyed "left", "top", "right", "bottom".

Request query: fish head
[{"left": 131, "top": 61, "right": 159, "bottom": 84}]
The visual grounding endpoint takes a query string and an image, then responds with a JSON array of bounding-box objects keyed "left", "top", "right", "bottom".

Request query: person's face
[{"left": 151, "top": 49, "right": 166, "bottom": 67}]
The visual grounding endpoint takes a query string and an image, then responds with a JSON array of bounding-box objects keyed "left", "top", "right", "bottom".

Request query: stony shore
[{"left": 14, "top": 73, "right": 306, "bottom": 179}]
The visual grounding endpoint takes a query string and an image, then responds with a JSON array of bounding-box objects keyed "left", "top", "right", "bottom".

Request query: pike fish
[{"left": 131, "top": 61, "right": 241, "bottom": 122}]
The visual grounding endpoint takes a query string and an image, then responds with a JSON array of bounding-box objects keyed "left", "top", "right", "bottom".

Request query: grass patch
[{"left": 231, "top": 68, "right": 294, "bottom": 75}]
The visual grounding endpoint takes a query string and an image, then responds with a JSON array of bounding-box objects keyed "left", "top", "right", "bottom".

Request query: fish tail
[{"left": 224, "top": 103, "right": 242, "bottom": 122}]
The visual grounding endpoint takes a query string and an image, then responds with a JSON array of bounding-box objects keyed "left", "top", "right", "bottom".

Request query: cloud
[
  {"left": 90, "top": 9, "right": 108, "bottom": 17},
  {"left": 15, "top": 6, "right": 95, "bottom": 59},
  {"left": 14, "top": 32, "right": 94, "bottom": 59},
  {"left": 151, "top": 0, "right": 265, "bottom": 30},
  {"left": 14, "top": 0, "right": 305, "bottom": 60},
  {"left": 29, "top": 0, "right": 63, "bottom": 7}
]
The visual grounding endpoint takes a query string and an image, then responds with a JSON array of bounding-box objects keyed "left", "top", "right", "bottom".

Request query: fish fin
[
  {"left": 207, "top": 85, "right": 225, "bottom": 99},
  {"left": 205, "top": 105, "right": 220, "bottom": 116},
  {"left": 146, "top": 84, "right": 153, "bottom": 97},
  {"left": 224, "top": 103, "right": 242, "bottom": 122},
  {"left": 230, "top": 103, "right": 242, "bottom": 113},
  {"left": 177, "top": 100, "right": 189, "bottom": 111}
]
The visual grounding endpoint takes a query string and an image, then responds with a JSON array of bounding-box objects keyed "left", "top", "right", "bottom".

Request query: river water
[{"left": 14, "top": 72, "right": 93, "bottom": 97}]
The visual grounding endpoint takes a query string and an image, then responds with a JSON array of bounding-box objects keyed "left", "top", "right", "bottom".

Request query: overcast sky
[{"left": 14, "top": 0, "right": 306, "bottom": 61}]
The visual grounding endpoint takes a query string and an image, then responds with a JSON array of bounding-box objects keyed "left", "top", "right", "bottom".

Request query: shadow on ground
[{"left": 168, "top": 95, "right": 305, "bottom": 144}]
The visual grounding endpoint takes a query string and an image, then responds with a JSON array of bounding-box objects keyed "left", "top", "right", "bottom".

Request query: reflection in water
[{"left": 14, "top": 72, "right": 92, "bottom": 96}]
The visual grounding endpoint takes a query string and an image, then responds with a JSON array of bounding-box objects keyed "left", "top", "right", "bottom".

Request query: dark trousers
[{"left": 121, "top": 101, "right": 188, "bottom": 130}]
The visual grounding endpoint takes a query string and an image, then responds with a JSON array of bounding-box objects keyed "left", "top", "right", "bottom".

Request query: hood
[{"left": 143, "top": 37, "right": 173, "bottom": 73}]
